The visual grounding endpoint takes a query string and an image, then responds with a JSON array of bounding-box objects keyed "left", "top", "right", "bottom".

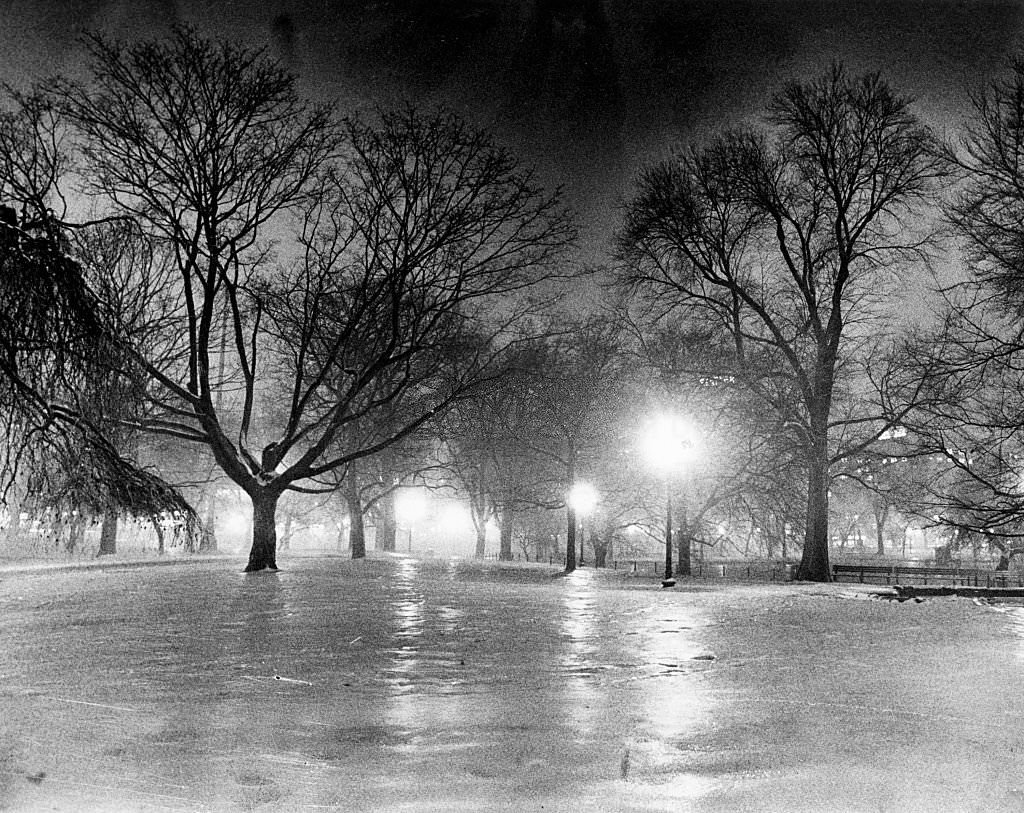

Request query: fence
[
  {"left": 611, "top": 558, "right": 792, "bottom": 581},
  {"left": 484, "top": 553, "right": 793, "bottom": 581}
]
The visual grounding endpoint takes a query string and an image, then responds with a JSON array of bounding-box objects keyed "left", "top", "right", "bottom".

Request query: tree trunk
[
  {"left": 152, "top": 515, "right": 165, "bottom": 555},
  {"left": 65, "top": 514, "right": 86, "bottom": 554},
  {"left": 345, "top": 463, "right": 366, "bottom": 559},
  {"left": 199, "top": 495, "right": 218, "bottom": 553},
  {"left": 676, "top": 529, "right": 691, "bottom": 577},
  {"left": 675, "top": 497, "right": 691, "bottom": 576},
  {"left": 565, "top": 505, "right": 577, "bottom": 573},
  {"left": 378, "top": 491, "right": 397, "bottom": 552},
  {"left": 498, "top": 506, "right": 514, "bottom": 561},
  {"left": 797, "top": 451, "right": 831, "bottom": 581},
  {"left": 244, "top": 491, "right": 281, "bottom": 572},
  {"left": 98, "top": 510, "right": 118, "bottom": 556},
  {"left": 347, "top": 503, "right": 366, "bottom": 559},
  {"left": 565, "top": 451, "right": 578, "bottom": 572},
  {"left": 874, "top": 504, "right": 889, "bottom": 555},
  {"left": 474, "top": 523, "right": 487, "bottom": 558},
  {"left": 593, "top": 531, "right": 608, "bottom": 568}
]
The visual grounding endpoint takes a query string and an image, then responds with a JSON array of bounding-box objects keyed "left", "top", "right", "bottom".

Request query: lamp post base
[{"left": 661, "top": 578, "right": 676, "bottom": 588}]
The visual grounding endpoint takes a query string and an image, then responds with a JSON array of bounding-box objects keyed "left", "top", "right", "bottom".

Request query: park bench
[{"left": 832, "top": 563, "right": 1016, "bottom": 587}]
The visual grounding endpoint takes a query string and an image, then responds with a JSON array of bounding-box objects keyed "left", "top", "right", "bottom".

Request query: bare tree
[
  {"left": 50, "top": 29, "right": 574, "bottom": 571},
  {"left": 0, "top": 92, "right": 194, "bottom": 547},
  {"left": 617, "top": 66, "right": 946, "bottom": 581},
  {"left": 893, "top": 57, "right": 1024, "bottom": 563}
]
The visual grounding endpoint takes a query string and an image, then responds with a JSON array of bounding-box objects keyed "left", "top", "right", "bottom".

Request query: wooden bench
[
  {"left": 833, "top": 564, "right": 896, "bottom": 583},
  {"left": 832, "top": 564, "right": 997, "bottom": 586}
]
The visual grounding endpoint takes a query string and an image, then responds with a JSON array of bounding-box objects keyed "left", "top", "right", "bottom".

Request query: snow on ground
[{"left": 0, "top": 555, "right": 1022, "bottom": 812}]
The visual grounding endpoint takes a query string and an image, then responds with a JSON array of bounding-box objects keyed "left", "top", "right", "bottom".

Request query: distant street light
[
  {"left": 568, "top": 482, "right": 599, "bottom": 567},
  {"left": 395, "top": 488, "right": 428, "bottom": 553},
  {"left": 642, "top": 415, "right": 700, "bottom": 587}
]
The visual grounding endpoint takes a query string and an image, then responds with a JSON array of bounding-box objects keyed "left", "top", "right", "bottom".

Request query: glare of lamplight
[
  {"left": 568, "top": 481, "right": 599, "bottom": 515},
  {"left": 395, "top": 488, "right": 428, "bottom": 524},
  {"left": 223, "top": 512, "right": 249, "bottom": 536},
  {"left": 437, "top": 503, "right": 473, "bottom": 534},
  {"left": 642, "top": 414, "right": 701, "bottom": 473}
]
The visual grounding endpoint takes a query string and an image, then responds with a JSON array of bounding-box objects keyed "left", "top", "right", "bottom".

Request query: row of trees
[{"left": 5, "top": 27, "right": 1024, "bottom": 580}]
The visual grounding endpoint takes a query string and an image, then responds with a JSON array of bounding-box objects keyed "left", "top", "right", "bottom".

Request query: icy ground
[{"left": 1, "top": 556, "right": 1023, "bottom": 812}]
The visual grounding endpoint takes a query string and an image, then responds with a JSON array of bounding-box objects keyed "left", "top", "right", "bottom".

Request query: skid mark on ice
[
  {"left": 24, "top": 694, "right": 138, "bottom": 713},
  {"left": 46, "top": 778, "right": 204, "bottom": 809},
  {"left": 240, "top": 674, "right": 314, "bottom": 686}
]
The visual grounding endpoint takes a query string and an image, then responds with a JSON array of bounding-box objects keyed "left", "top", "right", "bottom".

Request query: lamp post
[
  {"left": 568, "top": 482, "right": 599, "bottom": 568},
  {"left": 642, "top": 414, "right": 700, "bottom": 587}
]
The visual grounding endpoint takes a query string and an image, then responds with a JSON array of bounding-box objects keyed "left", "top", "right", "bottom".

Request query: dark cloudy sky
[{"left": 3, "top": 0, "right": 1023, "bottom": 245}]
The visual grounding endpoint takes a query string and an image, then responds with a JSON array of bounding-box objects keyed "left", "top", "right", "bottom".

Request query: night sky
[{"left": 3, "top": 0, "right": 1023, "bottom": 248}]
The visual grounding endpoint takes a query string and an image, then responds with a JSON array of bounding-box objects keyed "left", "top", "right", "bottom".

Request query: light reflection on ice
[
  {"left": 626, "top": 770, "right": 718, "bottom": 799},
  {"left": 634, "top": 600, "right": 714, "bottom": 743},
  {"left": 644, "top": 606, "right": 712, "bottom": 672},
  {"left": 394, "top": 556, "right": 419, "bottom": 583},
  {"left": 394, "top": 599, "right": 425, "bottom": 639},
  {"left": 387, "top": 560, "right": 424, "bottom": 687},
  {"left": 559, "top": 570, "right": 603, "bottom": 734}
]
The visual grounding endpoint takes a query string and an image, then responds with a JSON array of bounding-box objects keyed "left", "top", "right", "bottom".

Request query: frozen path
[{"left": 1, "top": 556, "right": 1022, "bottom": 811}]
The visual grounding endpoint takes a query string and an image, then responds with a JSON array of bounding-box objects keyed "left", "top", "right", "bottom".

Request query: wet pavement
[{"left": 1, "top": 555, "right": 1023, "bottom": 811}]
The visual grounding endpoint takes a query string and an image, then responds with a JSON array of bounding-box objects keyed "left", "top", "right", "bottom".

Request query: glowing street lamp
[
  {"left": 568, "top": 482, "right": 599, "bottom": 566},
  {"left": 568, "top": 482, "right": 599, "bottom": 515},
  {"left": 642, "top": 414, "right": 700, "bottom": 586},
  {"left": 395, "top": 488, "right": 428, "bottom": 552}
]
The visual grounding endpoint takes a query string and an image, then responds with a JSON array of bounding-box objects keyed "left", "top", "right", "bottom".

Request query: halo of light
[
  {"left": 438, "top": 503, "right": 474, "bottom": 534},
  {"left": 395, "top": 488, "right": 428, "bottom": 523},
  {"left": 568, "top": 481, "right": 599, "bottom": 515},
  {"left": 642, "top": 414, "right": 701, "bottom": 472}
]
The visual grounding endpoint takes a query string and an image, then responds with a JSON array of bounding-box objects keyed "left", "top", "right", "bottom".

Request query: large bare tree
[
  {"left": 51, "top": 28, "right": 574, "bottom": 571},
  {"left": 617, "top": 66, "right": 945, "bottom": 581}
]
